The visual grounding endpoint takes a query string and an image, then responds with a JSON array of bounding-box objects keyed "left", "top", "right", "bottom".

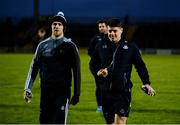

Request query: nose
[{"left": 109, "top": 31, "right": 115, "bottom": 35}]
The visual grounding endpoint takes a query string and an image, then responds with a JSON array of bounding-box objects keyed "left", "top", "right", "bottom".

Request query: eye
[
  {"left": 53, "top": 22, "right": 61, "bottom": 26},
  {"left": 113, "top": 30, "right": 117, "bottom": 33},
  {"left": 109, "top": 30, "right": 117, "bottom": 33}
]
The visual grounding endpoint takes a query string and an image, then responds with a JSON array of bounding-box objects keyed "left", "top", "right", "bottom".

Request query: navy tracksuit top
[
  {"left": 25, "top": 36, "right": 81, "bottom": 96},
  {"left": 108, "top": 39, "right": 151, "bottom": 91},
  {"left": 89, "top": 36, "right": 117, "bottom": 74}
]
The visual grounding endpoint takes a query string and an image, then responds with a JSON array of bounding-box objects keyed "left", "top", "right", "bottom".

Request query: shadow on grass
[
  {"left": 158, "top": 91, "right": 180, "bottom": 95},
  {"left": 69, "top": 106, "right": 95, "bottom": 112},
  {"left": 0, "top": 103, "right": 37, "bottom": 109},
  {"left": 132, "top": 108, "right": 180, "bottom": 114}
]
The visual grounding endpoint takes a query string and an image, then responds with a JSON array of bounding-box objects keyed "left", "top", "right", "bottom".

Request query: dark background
[{"left": 0, "top": 0, "right": 180, "bottom": 52}]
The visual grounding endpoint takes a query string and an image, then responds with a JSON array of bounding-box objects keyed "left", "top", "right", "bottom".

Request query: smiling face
[
  {"left": 51, "top": 21, "right": 64, "bottom": 38},
  {"left": 107, "top": 26, "right": 123, "bottom": 44}
]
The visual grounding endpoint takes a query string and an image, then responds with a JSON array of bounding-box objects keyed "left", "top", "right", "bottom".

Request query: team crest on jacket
[
  {"left": 123, "top": 45, "right": 128, "bottom": 49},
  {"left": 98, "top": 38, "right": 102, "bottom": 41},
  {"left": 119, "top": 109, "right": 125, "bottom": 114}
]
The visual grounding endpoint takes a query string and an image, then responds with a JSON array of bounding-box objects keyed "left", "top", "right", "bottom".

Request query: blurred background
[{"left": 0, "top": 0, "right": 180, "bottom": 53}]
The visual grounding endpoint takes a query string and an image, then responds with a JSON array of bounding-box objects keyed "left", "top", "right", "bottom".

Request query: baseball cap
[{"left": 51, "top": 11, "right": 67, "bottom": 26}]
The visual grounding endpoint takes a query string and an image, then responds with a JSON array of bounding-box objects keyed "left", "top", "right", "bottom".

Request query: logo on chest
[
  {"left": 123, "top": 45, "right": 128, "bottom": 49},
  {"left": 42, "top": 48, "right": 52, "bottom": 56}
]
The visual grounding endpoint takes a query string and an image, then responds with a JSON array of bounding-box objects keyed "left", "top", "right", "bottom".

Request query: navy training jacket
[
  {"left": 24, "top": 36, "right": 81, "bottom": 96},
  {"left": 90, "top": 37, "right": 117, "bottom": 74},
  {"left": 108, "top": 39, "right": 150, "bottom": 92}
]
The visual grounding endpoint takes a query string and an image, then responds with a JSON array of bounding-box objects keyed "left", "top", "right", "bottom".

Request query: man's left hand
[{"left": 141, "top": 84, "right": 156, "bottom": 96}]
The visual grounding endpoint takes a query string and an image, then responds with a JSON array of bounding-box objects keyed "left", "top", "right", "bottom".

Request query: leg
[
  {"left": 90, "top": 66, "right": 102, "bottom": 112},
  {"left": 113, "top": 114, "right": 127, "bottom": 125},
  {"left": 53, "top": 97, "right": 69, "bottom": 124},
  {"left": 40, "top": 107, "right": 53, "bottom": 124},
  {"left": 53, "top": 88, "right": 71, "bottom": 124},
  {"left": 95, "top": 76, "right": 102, "bottom": 107},
  {"left": 101, "top": 91, "right": 114, "bottom": 124},
  {"left": 102, "top": 110, "right": 114, "bottom": 124},
  {"left": 40, "top": 88, "right": 54, "bottom": 124},
  {"left": 113, "top": 89, "right": 131, "bottom": 125}
]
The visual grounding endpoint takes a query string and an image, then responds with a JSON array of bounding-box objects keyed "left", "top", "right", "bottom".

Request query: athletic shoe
[{"left": 96, "top": 106, "right": 102, "bottom": 113}]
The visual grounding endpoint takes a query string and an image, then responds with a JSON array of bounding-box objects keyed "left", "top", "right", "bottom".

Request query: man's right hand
[
  {"left": 70, "top": 95, "right": 79, "bottom": 105},
  {"left": 97, "top": 68, "right": 108, "bottom": 77},
  {"left": 24, "top": 89, "right": 32, "bottom": 103}
]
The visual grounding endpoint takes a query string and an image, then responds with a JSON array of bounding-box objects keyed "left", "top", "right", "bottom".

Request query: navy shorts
[{"left": 102, "top": 89, "right": 131, "bottom": 124}]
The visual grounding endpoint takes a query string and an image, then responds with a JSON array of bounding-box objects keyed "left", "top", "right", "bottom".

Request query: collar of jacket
[{"left": 51, "top": 34, "right": 64, "bottom": 40}]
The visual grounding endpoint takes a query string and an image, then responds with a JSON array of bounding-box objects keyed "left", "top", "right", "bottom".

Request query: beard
[{"left": 53, "top": 30, "right": 62, "bottom": 37}]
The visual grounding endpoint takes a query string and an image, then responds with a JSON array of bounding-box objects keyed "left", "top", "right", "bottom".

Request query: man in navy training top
[
  {"left": 24, "top": 11, "right": 81, "bottom": 124},
  {"left": 97, "top": 18, "right": 155, "bottom": 124},
  {"left": 88, "top": 20, "right": 108, "bottom": 113}
]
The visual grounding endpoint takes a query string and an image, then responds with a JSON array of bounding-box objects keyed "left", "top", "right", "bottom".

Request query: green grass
[{"left": 0, "top": 49, "right": 180, "bottom": 124}]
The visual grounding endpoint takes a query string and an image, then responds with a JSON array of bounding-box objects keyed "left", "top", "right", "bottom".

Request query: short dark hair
[
  {"left": 107, "top": 18, "right": 123, "bottom": 28},
  {"left": 97, "top": 19, "right": 107, "bottom": 25}
]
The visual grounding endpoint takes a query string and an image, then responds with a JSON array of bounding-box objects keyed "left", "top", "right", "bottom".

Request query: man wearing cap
[{"left": 23, "top": 11, "right": 81, "bottom": 124}]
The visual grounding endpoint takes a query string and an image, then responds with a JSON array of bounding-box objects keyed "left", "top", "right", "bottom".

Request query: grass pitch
[{"left": 0, "top": 49, "right": 180, "bottom": 124}]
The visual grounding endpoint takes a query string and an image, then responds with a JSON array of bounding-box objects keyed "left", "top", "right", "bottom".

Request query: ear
[{"left": 121, "top": 27, "right": 123, "bottom": 32}]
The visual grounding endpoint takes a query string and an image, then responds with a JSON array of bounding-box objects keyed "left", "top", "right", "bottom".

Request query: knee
[{"left": 113, "top": 114, "right": 127, "bottom": 124}]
